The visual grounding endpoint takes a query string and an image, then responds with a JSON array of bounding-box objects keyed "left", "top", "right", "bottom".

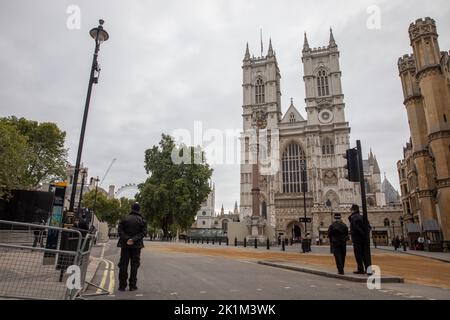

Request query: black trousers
[
  {"left": 118, "top": 247, "right": 141, "bottom": 288},
  {"left": 332, "top": 242, "right": 346, "bottom": 273},
  {"left": 353, "top": 240, "right": 371, "bottom": 272}
]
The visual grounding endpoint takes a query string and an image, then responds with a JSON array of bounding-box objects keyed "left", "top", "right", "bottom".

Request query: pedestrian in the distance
[
  {"left": 117, "top": 202, "right": 147, "bottom": 291},
  {"left": 394, "top": 236, "right": 401, "bottom": 251},
  {"left": 348, "top": 204, "right": 371, "bottom": 274}
]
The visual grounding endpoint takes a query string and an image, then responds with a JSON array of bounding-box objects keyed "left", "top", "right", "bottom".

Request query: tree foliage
[
  {"left": 0, "top": 123, "right": 29, "bottom": 198},
  {"left": 82, "top": 189, "right": 135, "bottom": 227},
  {"left": 0, "top": 116, "right": 68, "bottom": 192},
  {"left": 137, "top": 134, "right": 212, "bottom": 237}
]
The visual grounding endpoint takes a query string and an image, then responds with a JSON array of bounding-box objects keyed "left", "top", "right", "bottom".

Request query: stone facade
[
  {"left": 397, "top": 140, "right": 421, "bottom": 223},
  {"left": 397, "top": 17, "right": 450, "bottom": 243},
  {"left": 193, "top": 182, "right": 216, "bottom": 229},
  {"left": 239, "top": 30, "right": 402, "bottom": 243}
]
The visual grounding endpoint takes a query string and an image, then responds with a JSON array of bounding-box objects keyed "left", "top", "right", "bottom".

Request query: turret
[
  {"left": 408, "top": 17, "right": 441, "bottom": 75},
  {"left": 329, "top": 28, "right": 337, "bottom": 48},
  {"left": 302, "top": 32, "right": 310, "bottom": 53},
  {"left": 267, "top": 38, "right": 274, "bottom": 57},
  {"left": 244, "top": 42, "right": 251, "bottom": 62},
  {"left": 398, "top": 54, "right": 421, "bottom": 102}
]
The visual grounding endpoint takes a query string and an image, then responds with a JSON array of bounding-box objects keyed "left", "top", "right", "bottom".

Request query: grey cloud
[{"left": 1, "top": 0, "right": 449, "bottom": 212}]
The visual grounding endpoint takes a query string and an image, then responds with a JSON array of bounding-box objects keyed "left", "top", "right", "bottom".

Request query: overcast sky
[{"left": 1, "top": 0, "right": 449, "bottom": 212}]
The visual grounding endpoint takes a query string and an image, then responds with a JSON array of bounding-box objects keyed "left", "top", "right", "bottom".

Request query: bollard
[
  {"left": 207, "top": 238, "right": 209, "bottom": 244},
  {"left": 197, "top": 239, "right": 199, "bottom": 244},
  {"left": 254, "top": 238, "right": 258, "bottom": 249},
  {"left": 234, "top": 237, "right": 237, "bottom": 247},
  {"left": 266, "top": 238, "right": 270, "bottom": 250},
  {"left": 226, "top": 238, "right": 229, "bottom": 246},
  {"left": 244, "top": 237, "right": 247, "bottom": 248},
  {"left": 202, "top": 238, "right": 204, "bottom": 244},
  {"left": 212, "top": 239, "right": 215, "bottom": 245},
  {"left": 282, "top": 240, "right": 285, "bottom": 251}
]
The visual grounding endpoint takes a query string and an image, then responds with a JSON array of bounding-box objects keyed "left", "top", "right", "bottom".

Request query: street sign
[{"left": 299, "top": 217, "right": 312, "bottom": 223}]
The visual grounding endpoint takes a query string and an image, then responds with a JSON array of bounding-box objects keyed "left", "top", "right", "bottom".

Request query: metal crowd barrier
[{"left": 0, "top": 220, "right": 97, "bottom": 300}]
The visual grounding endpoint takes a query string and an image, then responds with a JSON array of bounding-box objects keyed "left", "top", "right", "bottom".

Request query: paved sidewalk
[
  {"left": 258, "top": 260, "right": 404, "bottom": 283},
  {"left": 376, "top": 246, "right": 450, "bottom": 263}
]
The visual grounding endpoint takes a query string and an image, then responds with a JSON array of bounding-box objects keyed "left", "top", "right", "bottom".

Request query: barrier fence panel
[{"left": 0, "top": 220, "right": 96, "bottom": 300}]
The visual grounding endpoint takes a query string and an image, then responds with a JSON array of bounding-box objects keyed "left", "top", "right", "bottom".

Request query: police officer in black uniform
[
  {"left": 328, "top": 212, "right": 349, "bottom": 275},
  {"left": 348, "top": 204, "right": 371, "bottom": 274},
  {"left": 117, "top": 203, "right": 147, "bottom": 291}
]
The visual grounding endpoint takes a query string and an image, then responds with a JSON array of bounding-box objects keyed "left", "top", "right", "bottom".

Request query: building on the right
[{"left": 397, "top": 17, "right": 450, "bottom": 251}]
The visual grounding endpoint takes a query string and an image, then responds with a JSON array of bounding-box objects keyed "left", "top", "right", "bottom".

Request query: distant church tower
[
  {"left": 300, "top": 29, "right": 355, "bottom": 207},
  {"left": 240, "top": 39, "right": 282, "bottom": 223}
]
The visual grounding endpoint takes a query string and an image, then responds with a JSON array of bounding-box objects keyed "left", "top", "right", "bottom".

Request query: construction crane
[{"left": 100, "top": 158, "right": 117, "bottom": 187}]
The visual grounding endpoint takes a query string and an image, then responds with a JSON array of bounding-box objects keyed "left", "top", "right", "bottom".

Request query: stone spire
[
  {"left": 267, "top": 38, "right": 274, "bottom": 57},
  {"left": 373, "top": 156, "right": 381, "bottom": 174},
  {"left": 244, "top": 42, "right": 250, "bottom": 61},
  {"left": 220, "top": 204, "right": 224, "bottom": 215},
  {"left": 234, "top": 201, "right": 239, "bottom": 215},
  {"left": 303, "top": 32, "right": 310, "bottom": 52},
  {"left": 369, "top": 148, "right": 375, "bottom": 164},
  {"left": 329, "top": 27, "right": 337, "bottom": 47}
]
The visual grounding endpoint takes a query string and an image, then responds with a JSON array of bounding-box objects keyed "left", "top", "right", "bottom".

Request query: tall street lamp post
[
  {"left": 326, "top": 199, "right": 332, "bottom": 226},
  {"left": 92, "top": 176, "right": 100, "bottom": 227},
  {"left": 391, "top": 219, "right": 396, "bottom": 240},
  {"left": 77, "top": 169, "right": 87, "bottom": 216},
  {"left": 326, "top": 199, "right": 332, "bottom": 252},
  {"left": 399, "top": 216, "right": 405, "bottom": 238},
  {"left": 301, "top": 161, "right": 310, "bottom": 253},
  {"left": 399, "top": 216, "right": 407, "bottom": 251},
  {"left": 68, "top": 20, "right": 109, "bottom": 214}
]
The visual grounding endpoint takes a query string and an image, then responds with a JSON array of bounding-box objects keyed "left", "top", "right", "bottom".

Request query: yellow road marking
[
  {"left": 96, "top": 260, "right": 110, "bottom": 294},
  {"left": 107, "top": 259, "right": 115, "bottom": 294}
]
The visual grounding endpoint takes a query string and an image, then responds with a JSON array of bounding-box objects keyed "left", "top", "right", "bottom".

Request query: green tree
[
  {"left": 82, "top": 191, "right": 134, "bottom": 227},
  {"left": 0, "top": 116, "right": 68, "bottom": 188},
  {"left": 137, "top": 134, "right": 212, "bottom": 238},
  {"left": 0, "top": 123, "right": 29, "bottom": 198}
]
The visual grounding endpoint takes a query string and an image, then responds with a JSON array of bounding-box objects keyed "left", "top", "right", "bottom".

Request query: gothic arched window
[
  {"left": 321, "top": 137, "right": 334, "bottom": 155},
  {"left": 384, "top": 218, "right": 390, "bottom": 227},
  {"left": 317, "top": 70, "right": 330, "bottom": 97},
  {"left": 282, "top": 143, "right": 307, "bottom": 193},
  {"left": 255, "top": 77, "right": 265, "bottom": 104}
]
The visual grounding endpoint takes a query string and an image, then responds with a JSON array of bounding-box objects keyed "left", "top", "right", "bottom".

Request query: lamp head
[{"left": 90, "top": 19, "right": 109, "bottom": 44}]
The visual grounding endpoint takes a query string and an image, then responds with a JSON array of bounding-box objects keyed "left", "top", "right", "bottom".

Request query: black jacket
[
  {"left": 328, "top": 221, "right": 349, "bottom": 245},
  {"left": 348, "top": 212, "right": 368, "bottom": 243},
  {"left": 117, "top": 211, "right": 147, "bottom": 249}
]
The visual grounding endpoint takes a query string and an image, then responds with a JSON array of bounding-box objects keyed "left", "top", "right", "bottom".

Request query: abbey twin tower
[{"left": 239, "top": 29, "right": 401, "bottom": 242}]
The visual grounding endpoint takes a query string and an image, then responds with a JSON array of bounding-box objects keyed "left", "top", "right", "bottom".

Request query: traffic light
[{"left": 344, "top": 148, "right": 360, "bottom": 182}]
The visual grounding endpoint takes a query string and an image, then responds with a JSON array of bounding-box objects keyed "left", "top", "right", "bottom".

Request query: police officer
[
  {"left": 117, "top": 203, "right": 147, "bottom": 291},
  {"left": 348, "top": 204, "right": 371, "bottom": 274},
  {"left": 328, "top": 212, "right": 349, "bottom": 275}
]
